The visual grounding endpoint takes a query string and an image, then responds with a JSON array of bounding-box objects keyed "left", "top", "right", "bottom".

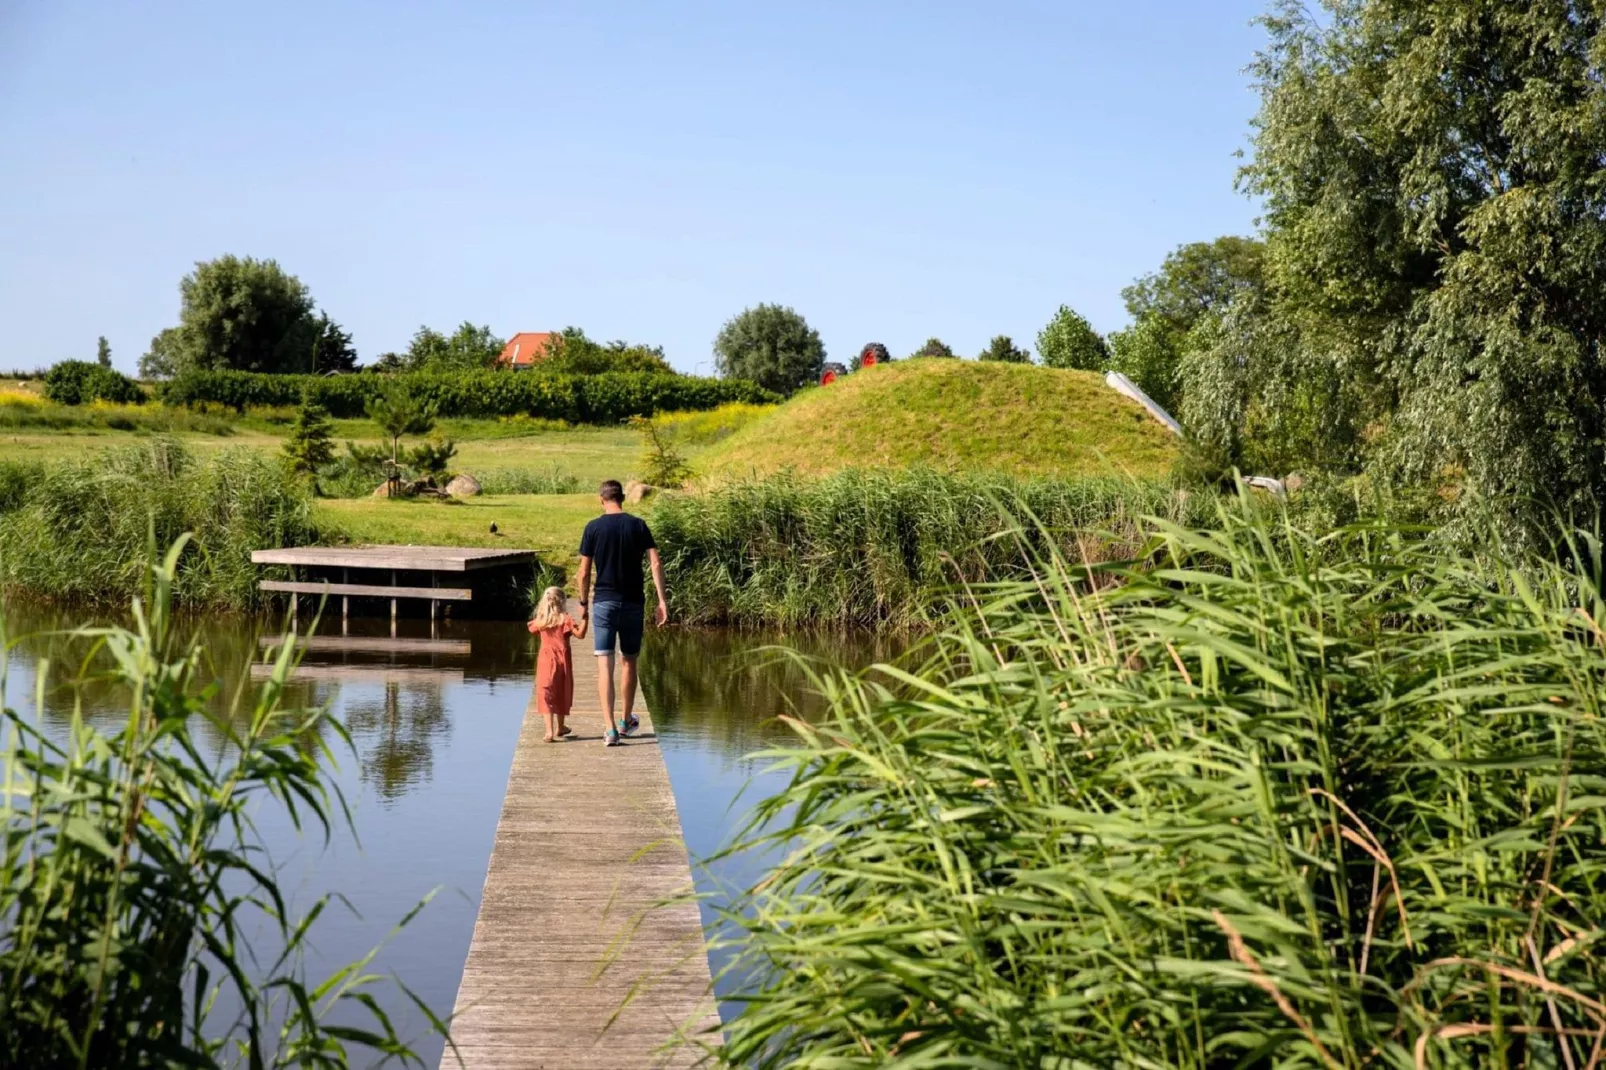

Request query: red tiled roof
[{"left": 498, "top": 332, "right": 555, "bottom": 367}]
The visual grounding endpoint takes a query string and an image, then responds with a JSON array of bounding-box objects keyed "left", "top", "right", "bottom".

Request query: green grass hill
[{"left": 695, "top": 358, "right": 1179, "bottom": 482}]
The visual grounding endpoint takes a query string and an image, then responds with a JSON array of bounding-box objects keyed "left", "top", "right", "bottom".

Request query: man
[{"left": 576, "top": 479, "right": 668, "bottom": 747}]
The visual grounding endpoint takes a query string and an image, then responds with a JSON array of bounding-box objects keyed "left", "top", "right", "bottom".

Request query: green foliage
[
  {"left": 910, "top": 337, "right": 955, "bottom": 359},
  {"left": 309, "top": 312, "right": 358, "bottom": 373},
  {"left": 406, "top": 437, "right": 458, "bottom": 482},
  {"left": 1106, "top": 314, "right": 1183, "bottom": 412},
  {"left": 158, "top": 368, "right": 777, "bottom": 421},
  {"left": 649, "top": 402, "right": 774, "bottom": 447},
  {"left": 0, "top": 543, "right": 441, "bottom": 1066},
  {"left": 0, "top": 460, "right": 41, "bottom": 515},
  {"left": 538, "top": 327, "right": 672, "bottom": 375},
  {"left": 42, "top": 361, "right": 143, "bottom": 406},
  {"left": 402, "top": 322, "right": 501, "bottom": 372},
  {"left": 1122, "top": 235, "right": 1264, "bottom": 335},
  {"left": 138, "top": 327, "right": 182, "bottom": 380},
  {"left": 712, "top": 502, "right": 1606, "bottom": 1068},
  {"left": 281, "top": 395, "right": 336, "bottom": 478},
  {"left": 0, "top": 439, "right": 326, "bottom": 608},
  {"left": 713, "top": 304, "right": 826, "bottom": 395},
  {"left": 1035, "top": 305, "right": 1106, "bottom": 370},
  {"left": 94, "top": 335, "right": 110, "bottom": 368},
  {"left": 1192, "top": 1, "right": 1606, "bottom": 534},
  {"left": 365, "top": 387, "right": 436, "bottom": 491},
  {"left": 473, "top": 466, "right": 587, "bottom": 496},
  {"left": 628, "top": 414, "right": 692, "bottom": 488},
  {"left": 167, "top": 255, "right": 319, "bottom": 375},
  {"left": 0, "top": 396, "right": 232, "bottom": 436},
  {"left": 976, "top": 334, "right": 1031, "bottom": 364},
  {"left": 651, "top": 468, "right": 1206, "bottom": 627},
  {"left": 849, "top": 342, "right": 890, "bottom": 372}
]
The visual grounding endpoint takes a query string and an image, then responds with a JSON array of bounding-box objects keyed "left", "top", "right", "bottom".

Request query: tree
[
  {"left": 139, "top": 328, "right": 183, "bottom": 380},
  {"left": 167, "top": 256, "right": 318, "bottom": 375},
  {"left": 713, "top": 304, "right": 825, "bottom": 395},
  {"left": 1036, "top": 306, "right": 1107, "bottom": 371},
  {"left": 851, "top": 343, "right": 891, "bottom": 371},
  {"left": 365, "top": 387, "right": 437, "bottom": 495},
  {"left": 1106, "top": 316, "right": 1183, "bottom": 413},
  {"left": 96, "top": 336, "right": 111, "bottom": 369},
  {"left": 1183, "top": 0, "right": 1606, "bottom": 530},
  {"left": 308, "top": 313, "right": 358, "bottom": 374},
  {"left": 911, "top": 338, "right": 956, "bottom": 359},
  {"left": 539, "top": 327, "right": 673, "bottom": 375},
  {"left": 402, "top": 322, "right": 502, "bottom": 372},
  {"left": 282, "top": 395, "right": 336, "bottom": 486},
  {"left": 1122, "top": 237, "right": 1265, "bottom": 337},
  {"left": 977, "top": 335, "right": 1032, "bottom": 364}
]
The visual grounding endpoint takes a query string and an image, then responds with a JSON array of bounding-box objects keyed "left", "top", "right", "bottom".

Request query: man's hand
[{"left": 655, "top": 602, "right": 668, "bottom": 627}]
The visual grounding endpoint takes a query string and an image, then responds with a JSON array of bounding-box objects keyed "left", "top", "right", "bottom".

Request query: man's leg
[
  {"left": 596, "top": 651, "right": 616, "bottom": 733},
  {"left": 620, "top": 655, "right": 638, "bottom": 722}
]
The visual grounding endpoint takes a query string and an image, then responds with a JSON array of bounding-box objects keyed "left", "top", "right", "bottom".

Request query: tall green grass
[
  {"left": 0, "top": 540, "right": 445, "bottom": 1066},
  {"left": 0, "top": 438, "right": 329, "bottom": 609},
  {"left": 709, "top": 498, "right": 1606, "bottom": 1068},
  {"left": 650, "top": 469, "right": 1211, "bottom": 628}
]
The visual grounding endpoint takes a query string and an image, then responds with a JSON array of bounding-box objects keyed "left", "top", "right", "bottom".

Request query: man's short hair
[{"left": 599, "top": 480, "right": 625, "bottom": 504}]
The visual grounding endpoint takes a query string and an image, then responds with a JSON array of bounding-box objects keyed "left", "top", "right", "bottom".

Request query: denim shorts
[{"left": 591, "top": 600, "right": 644, "bottom": 658}]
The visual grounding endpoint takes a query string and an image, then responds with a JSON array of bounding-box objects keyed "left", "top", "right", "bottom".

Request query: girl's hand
[{"left": 526, "top": 619, "right": 539, "bottom": 634}]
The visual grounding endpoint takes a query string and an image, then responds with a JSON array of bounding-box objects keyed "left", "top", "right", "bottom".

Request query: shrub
[
  {"left": 474, "top": 466, "right": 587, "bottom": 495},
  {"left": 407, "top": 437, "right": 458, "bottom": 482},
  {"left": 650, "top": 468, "right": 1210, "bottom": 627},
  {"left": 0, "top": 545, "right": 441, "bottom": 1066},
  {"left": 629, "top": 414, "right": 692, "bottom": 488},
  {"left": 158, "top": 369, "right": 776, "bottom": 421},
  {"left": 910, "top": 337, "right": 956, "bottom": 359},
  {"left": 42, "top": 360, "right": 143, "bottom": 406},
  {"left": 0, "top": 439, "right": 327, "bottom": 608},
  {"left": 712, "top": 504, "right": 1606, "bottom": 1068},
  {"left": 282, "top": 396, "right": 336, "bottom": 477}
]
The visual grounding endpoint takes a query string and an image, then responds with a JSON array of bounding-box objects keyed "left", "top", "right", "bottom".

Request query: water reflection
[{"left": 1, "top": 600, "right": 900, "bottom": 1057}]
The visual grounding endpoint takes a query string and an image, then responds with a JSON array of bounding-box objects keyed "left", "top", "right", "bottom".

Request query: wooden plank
[
  {"left": 249, "top": 664, "right": 466, "bottom": 684},
  {"left": 252, "top": 545, "right": 535, "bottom": 571},
  {"left": 445, "top": 615, "right": 719, "bottom": 1068},
  {"left": 260, "top": 580, "right": 473, "bottom": 601},
  {"left": 257, "top": 635, "right": 473, "bottom": 655}
]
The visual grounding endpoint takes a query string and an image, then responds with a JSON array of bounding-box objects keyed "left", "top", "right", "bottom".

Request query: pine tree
[
  {"left": 96, "top": 336, "right": 111, "bottom": 368},
  {"left": 283, "top": 394, "right": 336, "bottom": 488}
]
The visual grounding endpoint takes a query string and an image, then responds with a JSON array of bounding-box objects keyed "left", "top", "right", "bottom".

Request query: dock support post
[
  {"left": 342, "top": 567, "right": 349, "bottom": 635},
  {"left": 390, "top": 570, "right": 398, "bottom": 638},
  {"left": 289, "top": 565, "right": 298, "bottom": 632}
]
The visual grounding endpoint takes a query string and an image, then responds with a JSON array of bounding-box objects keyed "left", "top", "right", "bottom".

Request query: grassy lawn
[
  {"left": 1, "top": 420, "right": 644, "bottom": 484},
  {"left": 313, "top": 492, "right": 649, "bottom": 578},
  {"left": 697, "top": 359, "right": 1180, "bottom": 482}
]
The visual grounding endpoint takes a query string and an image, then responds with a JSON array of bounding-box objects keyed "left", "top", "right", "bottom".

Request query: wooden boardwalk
[{"left": 444, "top": 635, "right": 720, "bottom": 1068}]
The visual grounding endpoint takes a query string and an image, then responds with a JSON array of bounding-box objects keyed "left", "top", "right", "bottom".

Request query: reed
[
  {"left": 709, "top": 497, "right": 1606, "bottom": 1067},
  {"left": 0, "top": 540, "right": 445, "bottom": 1066},
  {"left": 0, "top": 438, "right": 328, "bottom": 609},
  {"left": 650, "top": 468, "right": 1209, "bottom": 628}
]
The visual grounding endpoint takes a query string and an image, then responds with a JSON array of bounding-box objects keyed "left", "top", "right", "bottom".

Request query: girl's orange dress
[{"left": 532, "top": 618, "right": 577, "bottom": 716}]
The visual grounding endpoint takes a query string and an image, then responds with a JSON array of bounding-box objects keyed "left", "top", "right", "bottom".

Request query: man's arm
[
  {"left": 576, "top": 556, "right": 592, "bottom": 607},
  {"left": 647, "top": 547, "right": 668, "bottom": 626}
]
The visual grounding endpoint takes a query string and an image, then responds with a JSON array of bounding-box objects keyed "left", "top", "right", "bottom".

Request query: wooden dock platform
[
  {"left": 251, "top": 545, "right": 539, "bottom": 625},
  {"left": 444, "top": 636, "right": 719, "bottom": 1068}
]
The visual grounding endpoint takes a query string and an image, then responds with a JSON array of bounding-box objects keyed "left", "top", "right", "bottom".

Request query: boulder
[
  {"left": 624, "top": 480, "right": 656, "bottom": 504},
  {"left": 1284, "top": 472, "right": 1306, "bottom": 493},
  {"left": 445, "top": 474, "right": 482, "bottom": 498}
]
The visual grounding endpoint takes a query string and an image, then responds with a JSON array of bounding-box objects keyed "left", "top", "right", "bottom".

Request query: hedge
[{"left": 157, "top": 370, "right": 780, "bottom": 422}]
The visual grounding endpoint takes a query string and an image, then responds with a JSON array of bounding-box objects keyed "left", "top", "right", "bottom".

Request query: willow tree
[{"left": 1186, "top": 1, "right": 1606, "bottom": 527}]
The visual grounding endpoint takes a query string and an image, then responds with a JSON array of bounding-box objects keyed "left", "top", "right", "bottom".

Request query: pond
[{"left": 0, "top": 602, "right": 900, "bottom": 1067}]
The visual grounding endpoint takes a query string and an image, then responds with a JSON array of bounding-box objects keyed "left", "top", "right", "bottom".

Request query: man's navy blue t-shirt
[{"left": 579, "top": 512, "right": 656, "bottom": 605}]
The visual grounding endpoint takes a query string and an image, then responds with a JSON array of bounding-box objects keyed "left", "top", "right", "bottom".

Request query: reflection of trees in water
[
  {"left": 640, "top": 629, "right": 907, "bottom": 754},
  {"left": 339, "top": 681, "right": 450, "bottom": 803}
]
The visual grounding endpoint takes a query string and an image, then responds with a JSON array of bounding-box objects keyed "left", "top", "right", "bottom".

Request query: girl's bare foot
[{"left": 543, "top": 734, "right": 555, "bottom": 743}]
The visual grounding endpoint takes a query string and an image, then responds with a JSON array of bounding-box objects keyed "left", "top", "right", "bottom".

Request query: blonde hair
[{"left": 531, "top": 586, "right": 567, "bottom": 631}]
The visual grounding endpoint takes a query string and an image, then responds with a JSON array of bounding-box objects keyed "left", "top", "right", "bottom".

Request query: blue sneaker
[
  {"left": 604, "top": 727, "right": 621, "bottom": 747},
  {"left": 621, "top": 713, "right": 640, "bottom": 737}
]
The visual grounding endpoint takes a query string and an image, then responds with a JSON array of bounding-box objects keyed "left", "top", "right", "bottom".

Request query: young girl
[{"left": 528, "top": 586, "right": 588, "bottom": 743}]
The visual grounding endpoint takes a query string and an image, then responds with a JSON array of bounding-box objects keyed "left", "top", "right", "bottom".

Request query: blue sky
[{"left": 0, "top": 1, "right": 1267, "bottom": 375}]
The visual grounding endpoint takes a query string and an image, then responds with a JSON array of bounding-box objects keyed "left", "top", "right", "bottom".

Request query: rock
[
  {"left": 1284, "top": 472, "right": 1305, "bottom": 493},
  {"left": 445, "top": 474, "right": 482, "bottom": 498},
  {"left": 372, "top": 480, "right": 396, "bottom": 498},
  {"left": 624, "top": 480, "right": 656, "bottom": 503}
]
